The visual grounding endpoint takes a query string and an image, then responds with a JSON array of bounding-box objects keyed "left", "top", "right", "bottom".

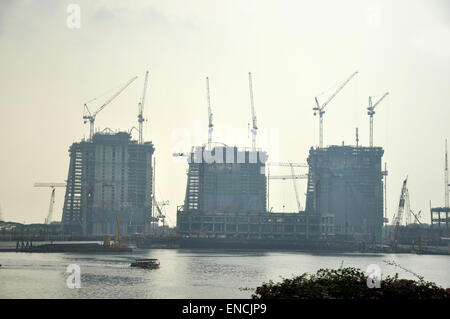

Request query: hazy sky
[{"left": 0, "top": 0, "right": 449, "bottom": 226}]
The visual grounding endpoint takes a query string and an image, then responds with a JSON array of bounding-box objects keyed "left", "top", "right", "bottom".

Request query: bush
[{"left": 252, "top": 267, "right": 450, "bottom": 299}]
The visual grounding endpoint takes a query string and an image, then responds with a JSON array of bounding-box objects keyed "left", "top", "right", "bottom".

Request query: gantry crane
[
  {"left": 34, "top": 182, "right": 66, "bottom": 224},
  {"left": 83, "top": 76, "right": 138, "bottom": 141},
  {"left": 248, "top": 72, "right": 258, "bottom": 151},
  {"left": 206, "top": 77, "right": 214, "bottom": 148},
  {"left": 367, "top": 92, "right": 389, "bottom": 147},
  {"left": 313, "top": 71, "right": 358, "bottom": 148},
  {"left": 138, "top": 71, "right": 149, "bottom": 144}
]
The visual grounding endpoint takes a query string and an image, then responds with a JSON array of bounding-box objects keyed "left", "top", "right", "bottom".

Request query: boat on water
[{"left": 130, "top": 258, "right": 160, "bottom": 269}]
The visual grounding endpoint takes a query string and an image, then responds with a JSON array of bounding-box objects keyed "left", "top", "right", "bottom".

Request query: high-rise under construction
[
  {"left": 305, "top": 145, "right": 384, "bottom": 242},
  {"left": 177, "top": 145, "right": 334, "bottom": 240},
  {"left": 62, "top": 131, "right": 154, "bottom": 235}
]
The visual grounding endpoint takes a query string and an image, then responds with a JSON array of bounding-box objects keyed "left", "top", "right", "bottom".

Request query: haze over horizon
[{"left": 0, "top": 0, "right": 449, "bottom": 226}]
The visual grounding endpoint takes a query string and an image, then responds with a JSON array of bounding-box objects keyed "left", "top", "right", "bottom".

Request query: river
[{"left": 0, "top": 249, "right": 448, "bottom": 298}]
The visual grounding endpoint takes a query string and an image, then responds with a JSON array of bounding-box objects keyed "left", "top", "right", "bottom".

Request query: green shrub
[{"left": 252, "top": 267, "right": 450, "bottom": 299}]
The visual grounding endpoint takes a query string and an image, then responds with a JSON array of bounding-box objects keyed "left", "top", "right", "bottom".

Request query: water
[{"left": 0, "top": 249, "right": 448, "bottom": 298}]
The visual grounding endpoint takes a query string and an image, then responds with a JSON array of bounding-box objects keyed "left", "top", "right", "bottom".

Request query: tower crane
[
  {"left": 367, "top": 92, "right": 389, "bottom": 147},
  {"left": 313, "top": 71, "right": 358, "bottom": 148},
  {"left": 289, "top": 163, "right": 302, "bottom": 212},
  {"left": 266, "top": 162, "right": 308, "bottom": 167},
  {"left": 248, "top": 72, "right": 257, "bottom": 151},
  {"left": 34, "top": 182, "right": 66, "bottom": 224},
  {"left": 445, "top": 139, "right": 449, "bottom": 208},
  {"left": 83, "top": 76, "right": 138, "bottom": 141},
  {"left": 138, "top": 71, "right": 149, "bottom": 144},
  {"left": 206, "top": 77, "right": 213, "bottom": 149}
]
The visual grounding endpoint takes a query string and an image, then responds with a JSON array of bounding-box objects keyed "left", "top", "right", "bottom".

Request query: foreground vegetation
[{"left": 252, "top": 267, "right": 450, "bottom": 299}]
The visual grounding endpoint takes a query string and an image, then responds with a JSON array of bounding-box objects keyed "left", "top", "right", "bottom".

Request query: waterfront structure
[
  {"left": 184, "top": 145, "right": 268, "bottom": 213},
  {"left": 62, "top": 131, "right": 154, "bottom": 235},
  {"left": 177, "top": 145, "right": 335, "bottom": 240},
  {"left": 305, "top": 145, "right": 384, "bottom": 242}
]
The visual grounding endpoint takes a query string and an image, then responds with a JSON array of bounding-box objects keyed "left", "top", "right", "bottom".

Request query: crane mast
[
  {"left": 138, "top": 71, "right": 149, "bottom": 144},
  {"left": 313, "top": 71, "right": 358, "bottom": 148},
  {"left": 45, "top": 188, "right": 56, "bottom": 225},
  {"left": 206, "top": 77, "right": 213, "bottom": 148},
  {"left": 34, "top": 182, "right": 66, "bottom": 224},
  {"left": 83, "top": 75, "right": 138, "bottom": 141},
  {"left": 367, "top": 92, "right": 389, "bottom": 147},
  {"left": 248, "top": 72, "right": 257, "bottom": 151},
  {"left": 392, "top": 177, "right": 408, "bottom": 247},
  {"left": 445, "top": 139, "right": 449, "bottom": 208},
  {"left": 289, "top": 163, "right": 302, "bottom": 212}
]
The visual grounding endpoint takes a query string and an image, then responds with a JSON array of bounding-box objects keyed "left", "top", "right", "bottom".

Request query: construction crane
[
  {"left": 268, "top": 174, "right": 308, "bottom": 180},
  {"left": 367, "top": 92, "right": 389, "bottom": 147},
  {"left": 248, "top": 72, "right": 257, "bottom": 151},
  {"left": 268, "top": 171, "right": 307, "bottom": 212},
  {"left": 411, "top": 210, "right": 423, "bottom": 225},
  {"left": 313, "top": 71, "right": 358, "bottom": 148},
  {"left": 391, "top": 177, "right": 408, "bottom": 248},
  {"left": 206, "top": 77, "right": 214, "bottom": 149},
  {"left": 115, "top": 215, "right": 123, "bottom": 248},
  {"left": 289, "top": 163, "right": 302, "bottom": 212},
  {"left": 83, "top": 76, "right": 138, "bottom": 141},
  {"left": 138, "top": 71, "right": 149, "bottom": 144},
  {"left": 34, "top": 182, "right": 66, "bottom": 224},
  {"left": 445, "top": 139, "right": 449, "bottom": 208},
  {"left": 266, "top": 162, "right": 308, "bottom": 167}
]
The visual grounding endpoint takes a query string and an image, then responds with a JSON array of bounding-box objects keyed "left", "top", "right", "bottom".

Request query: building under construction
[
  {"left": 62, "top": 131, "right": 154, "bottom": 235},
  {"left": 305, "top": 145, "right": 384, "bottom": 242},
  {"left": 176, "top": 145, "right": 335, "bottom": 240}
]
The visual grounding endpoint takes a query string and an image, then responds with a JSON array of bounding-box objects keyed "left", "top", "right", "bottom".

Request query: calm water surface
[{"left": 0, "top": 249, "right": 448, "bottom": 298}]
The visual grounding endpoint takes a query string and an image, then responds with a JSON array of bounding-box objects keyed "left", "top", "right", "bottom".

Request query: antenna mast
[
  {"left": 248, "top": 72, "right": 258, "bottom": 151},
  {"left": 206, "top": 77, "right": 213, "bottom": 149}
]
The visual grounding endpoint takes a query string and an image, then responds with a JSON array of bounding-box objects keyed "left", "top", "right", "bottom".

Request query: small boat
[{"left": 130, "top": 258, "right": 160, "bottom": 269}]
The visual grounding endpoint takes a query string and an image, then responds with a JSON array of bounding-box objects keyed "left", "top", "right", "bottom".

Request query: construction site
[{"left": 1, "top": 70, "right": 448, "bottom": 254}]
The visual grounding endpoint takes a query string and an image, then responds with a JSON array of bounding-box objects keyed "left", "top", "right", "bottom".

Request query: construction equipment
[
  {"left": 138, "top": 71, "right": 149, "bottom": 144},
  {"left": 206, "top": 77, "right": 214, "bottom": 148},
  {"left": 289, "top": 163, "right": 302, "bottom": 212},
  {"left": 411, "top": 210, "right": 423, "bottom": 225},
  {"left": 266, "top": 162, "right": 308, "bottom": 167},
  {"left": 83, "top": 76, "right": 138, "bottom": 141},
  {"left": 34, "top": 182, "right": 66, "bottom": 224},
  {"left": 115, "top": 215, "right": 123, "bottom": 248},
  {"left": 248, "top": 72, "right": 258, "bottom": 151},
  {"left": 391, "top": 177, "right": 408, "bottom": 248},
  {"left": 445, "top": 139, "right": 449, "bottom": 208},
  {"left": 268, "top": 174, "right": 308, "bottom": 180},
  {"left": 313, "top": 71, "right": 358, "bottom": 148},
  {"left": 367, "top": 92, "right": 389, "bottom": 147},
  {"left": 268, "top": 166, "right": 307, "bottom": 212}
]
